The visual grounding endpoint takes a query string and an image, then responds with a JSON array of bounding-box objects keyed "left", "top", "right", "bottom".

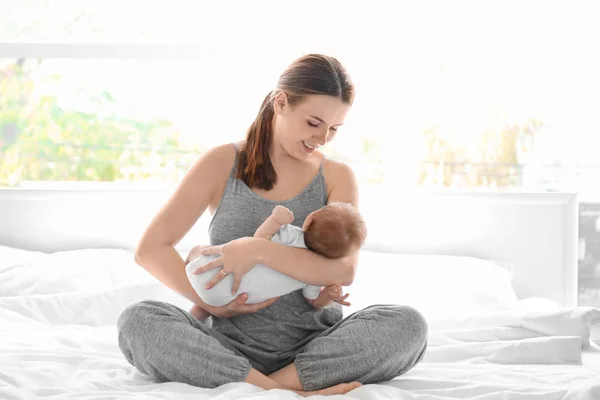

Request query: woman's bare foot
[
  {"left": 294, "top": 382, "right": 362, "bottom": 397},
  {"left": 244, "top": 367, "right": 361, "bottom": 397}
]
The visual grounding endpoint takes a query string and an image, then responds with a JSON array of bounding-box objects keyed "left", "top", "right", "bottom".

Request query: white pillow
[
  {"left": 344, "top": 251, "right": 518, "bottom": 321},
  {"left": 0, "top": 282, "right": 191, "bottom": 327},
  {"left": 0, "top": 246, "right": 154, "bottom": 297},
  {"left": 0, "top": 246, "right": 517, "bottom": 325},
  {"left": 0, "top": 245, "right": 191, "bottom": 326}
]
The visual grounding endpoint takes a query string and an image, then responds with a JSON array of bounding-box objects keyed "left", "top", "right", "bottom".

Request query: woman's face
[{"left": 272, "top": 93, "right": 350, "bottom": 160}]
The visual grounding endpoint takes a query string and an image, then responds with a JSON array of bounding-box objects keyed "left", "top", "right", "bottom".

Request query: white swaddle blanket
[{"left": 185, "top": 224, "right": 322, "bottom": 306}]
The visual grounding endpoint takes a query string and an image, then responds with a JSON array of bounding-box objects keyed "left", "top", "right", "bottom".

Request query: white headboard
[
  {"left": 360, "top": 191, "right": 578, "bottom": 308},
  {"left": 0, "top": 189, "right": 578, "bottom": 307}
]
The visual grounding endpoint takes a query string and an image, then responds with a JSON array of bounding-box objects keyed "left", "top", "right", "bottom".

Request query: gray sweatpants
[{"left": 117, "top": 300, "right": 428, "bottom": 391}]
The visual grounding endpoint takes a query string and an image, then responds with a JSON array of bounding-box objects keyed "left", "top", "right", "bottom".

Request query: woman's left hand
[{"left": 191, "top": 237, "right": 259, "bottom": 295}]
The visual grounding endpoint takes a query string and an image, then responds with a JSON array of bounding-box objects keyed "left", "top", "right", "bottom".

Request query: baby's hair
[{"left": 304, "top": 202, "right": 367, "bottom": 259}]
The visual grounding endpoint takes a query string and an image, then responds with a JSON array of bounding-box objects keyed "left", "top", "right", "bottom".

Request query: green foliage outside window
[{"left": 0, "top": 60, "right": 203, "bottom": 186}]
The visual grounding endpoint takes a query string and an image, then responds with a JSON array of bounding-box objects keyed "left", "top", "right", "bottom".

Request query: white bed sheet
[
  {"left": 1, "top": 315, "right": 599, "bottom": 400},
  {"left": 1, "top": 247, "right": 600, "bottom": 399},
  {"left": 582, "top": 342, "right": 600, "bottom": 375}
]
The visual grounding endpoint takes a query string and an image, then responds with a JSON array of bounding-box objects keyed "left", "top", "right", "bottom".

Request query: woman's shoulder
[
  {"left": 200, "top": 142, "right": 240, "bottom": 171},
  {"left": 183, "top": 143, "right": 238, "bottom": 194},
  {"left": 320, "top": 155, "right": 359, "bottom": 201},
  {"left": 321, "top": 156, "right": 357, "bottom": 185}
]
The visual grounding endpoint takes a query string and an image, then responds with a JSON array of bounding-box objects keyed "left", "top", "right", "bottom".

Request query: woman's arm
[
  {"left": 253, "top": 161, "right": 360, "bottom": 286},
  {"left": 134, "top": 144, "right": 233, "bottom": 307},
  {"left": 135, "top": 143, "right": 282, "bottom": 318},
  {"left": 252, "top": 240, "right": 353, "bottom": 286},
  {"left": 136, "top": 244, "right": 206, "bottom": 305}
]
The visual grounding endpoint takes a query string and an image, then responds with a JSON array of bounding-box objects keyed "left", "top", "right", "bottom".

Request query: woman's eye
[
  {"left": 330, "top": 127, "right": 338, "bottom": 132},
  {"left": 307, "top": 121, "right": 319, "bottom": 127}
]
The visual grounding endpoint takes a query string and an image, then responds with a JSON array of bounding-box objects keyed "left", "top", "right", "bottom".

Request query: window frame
[{"left": 0, "top": 42, "right": 209, "bottom": 59}]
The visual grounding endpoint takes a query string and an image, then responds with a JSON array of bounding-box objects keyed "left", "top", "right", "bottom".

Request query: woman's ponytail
[{"left": 236, "top": 92, "right": 277, "bottom": 190}]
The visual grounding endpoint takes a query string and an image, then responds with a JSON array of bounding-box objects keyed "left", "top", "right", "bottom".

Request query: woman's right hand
[{"left": 205, "top": 293, "right": 280, "bottom": 318}]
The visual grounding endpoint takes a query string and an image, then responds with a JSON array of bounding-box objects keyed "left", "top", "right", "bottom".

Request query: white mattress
[{"left": 1, "top": 247, "right": 600, "bottom": 399}]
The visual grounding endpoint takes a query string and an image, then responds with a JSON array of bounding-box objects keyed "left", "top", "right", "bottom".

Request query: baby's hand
[
  {"left": 326, "top": 284, "right": 351, "bottom": 306},
  {"left": 272, "top": 205, "right": 294, "bottom": 225}
]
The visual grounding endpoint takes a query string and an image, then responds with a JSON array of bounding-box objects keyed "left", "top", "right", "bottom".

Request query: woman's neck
[{"left": 269, "top": 143, "right": 301, "bottom": 171}]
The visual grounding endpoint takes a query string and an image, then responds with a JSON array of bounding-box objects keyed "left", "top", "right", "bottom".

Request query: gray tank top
[{"left": 207, "top": 144, "right": 343, "bottom": 357}]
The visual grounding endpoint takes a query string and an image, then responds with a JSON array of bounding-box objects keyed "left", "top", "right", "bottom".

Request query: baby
[{"left": 185, "top": 202, "right": 367, "bottom": 320}]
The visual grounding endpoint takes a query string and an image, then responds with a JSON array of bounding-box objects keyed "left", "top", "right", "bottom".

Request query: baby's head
[{"left": 302, "top": 202, "right": 367, "bottom": 259}]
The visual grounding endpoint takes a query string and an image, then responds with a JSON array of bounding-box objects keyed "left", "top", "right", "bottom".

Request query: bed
[{"left": 1, "top": 188, "right": 599, "bottom": 399}]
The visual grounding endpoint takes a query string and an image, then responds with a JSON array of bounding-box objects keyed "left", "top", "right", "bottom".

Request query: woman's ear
[{"left": 273, "top": 91, "right": 288, "bottom": 116}]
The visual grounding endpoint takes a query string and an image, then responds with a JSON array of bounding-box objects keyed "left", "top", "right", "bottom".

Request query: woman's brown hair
[{"left": 236, "top": 54, "right": 355, "bottom": 190}]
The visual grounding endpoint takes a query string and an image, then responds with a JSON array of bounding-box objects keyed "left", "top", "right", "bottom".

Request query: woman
[{"left": 117, "top": 54, "right": 428, "bottom": 397}]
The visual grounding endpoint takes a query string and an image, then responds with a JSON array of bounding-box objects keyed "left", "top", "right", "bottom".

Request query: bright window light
[{"left": 1, "top": 0, "right": 599, "bottom": 194}]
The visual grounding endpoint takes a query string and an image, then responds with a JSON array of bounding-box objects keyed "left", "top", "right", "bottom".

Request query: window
[{"left": 3, "top": 1, "right": 598, "bottom": 193}]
